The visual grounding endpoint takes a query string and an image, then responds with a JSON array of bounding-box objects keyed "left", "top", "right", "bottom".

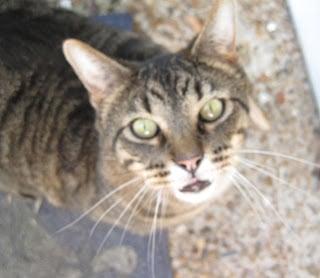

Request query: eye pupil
[
  {"left": 131, "top": 118, "right": 158, "bottom": 139},
  {"left": 200, "top": 98, "right": 224, "bottom": 122}
]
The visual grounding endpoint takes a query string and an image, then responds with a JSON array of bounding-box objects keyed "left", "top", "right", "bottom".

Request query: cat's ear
[
  {"left": 191, "top": 0, "right": 237, "bottom": 62},
  {"left": 63, "top": 39, "right": 131, "bottom": 109},
  {"left": 248, "top": 97, "right": 270, "bottom": 131}
]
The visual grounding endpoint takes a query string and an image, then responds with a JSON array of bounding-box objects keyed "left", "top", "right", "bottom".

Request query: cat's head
[{"left": 63, "top": 0, "right": 268, "bottom": 221}]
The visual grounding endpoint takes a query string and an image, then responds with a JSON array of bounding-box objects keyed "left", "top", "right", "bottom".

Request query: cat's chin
[{"left": 172, "top": 179, "right": 232, "bottom": 205}]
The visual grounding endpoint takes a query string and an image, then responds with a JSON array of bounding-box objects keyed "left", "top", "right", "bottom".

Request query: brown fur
[{"left": 0, "top": 0, "right": 255, "bottom": 233}]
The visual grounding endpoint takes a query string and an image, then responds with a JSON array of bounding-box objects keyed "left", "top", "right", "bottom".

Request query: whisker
[
  {"left": 119, "top": 188, "right": 149, "bottom": 245},
  {"left": 147, "top": 192, "right": 160, "bottom": 266},
  {"left": 237, "top": 157, "right": 276, "bottom": 173},
  {"left": 228, "top": 172, "right": 266, "bottom": 227},
  {"left": 232, "top": 169, "right": 297, "bottom": 237},
  {"left": 236, "top": 157, "right": 314, "bottom": 197},
  {"left": 96, "top": 184, "right": 148, "bottom": 255},
  {"left": 147, "top": 199, "right": 156, "bottom": 267},
  {"left": 145, "top": 190, "right": 157, "bottom": 219},
  {"left": 159, "top": 189, "right": 168, "bottom": 237},
  {"left": 234, "top": 149, "right": 320, "bottom": 168},
  {"left": 55, "top": 177, "right": 142, "bottom": 234},
  {"left": 229, "top": 168, "right": 268, "bottom": 217},
  {"left": 150, "top": 191, "right": 162, "bottom": 278},
  {"left": 89, "top": 198, "right": 123, "bottom": 238}
]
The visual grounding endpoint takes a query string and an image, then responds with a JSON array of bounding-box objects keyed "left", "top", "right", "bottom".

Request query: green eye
[
  {"left": 199, "top": 98, "right": 224, "bottom": 122},
  {"left": 131, "top": 118, "right": 159, "bottom": 139}
]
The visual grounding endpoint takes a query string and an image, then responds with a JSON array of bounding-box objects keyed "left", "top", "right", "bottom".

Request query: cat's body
[
  {"left": 0, "top": 2, "right": 164, "bottom": 208},
  {"left": 0, "top": 2, "right": 173, "bottom": 232},
  {"left": 0, "top": 0, "right": 265, "bottom": 233}
]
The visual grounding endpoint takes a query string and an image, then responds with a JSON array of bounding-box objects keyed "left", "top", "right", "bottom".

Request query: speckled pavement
[{"left": 2, "top": 1, "right": 320, "bottom": 277}]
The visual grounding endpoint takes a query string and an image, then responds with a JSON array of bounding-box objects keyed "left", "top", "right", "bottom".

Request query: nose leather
[
  {"left": 171, "top": 131, "right": 203, "bottom": 173},
  {"left": 176, "top": 155, "right": 202, "bottom": 173}
]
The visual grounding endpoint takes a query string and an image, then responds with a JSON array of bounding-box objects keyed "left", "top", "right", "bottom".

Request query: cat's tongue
[{"left": 180, "top": 179, "right": 210, "bottom": 193}]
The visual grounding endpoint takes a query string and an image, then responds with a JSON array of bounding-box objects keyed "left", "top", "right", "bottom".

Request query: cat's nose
[{"left": 176, "top": 155, "right": 203, "bottom": 173}]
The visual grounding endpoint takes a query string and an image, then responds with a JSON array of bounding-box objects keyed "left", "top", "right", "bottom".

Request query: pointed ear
[
  {"left": 248, "top": 97, "right": 271, "bottom": 131},
  {"left": 63, "top": 39, "right": 131, "bottom": 109},
  {"left": 191, "top": 0, "right": 237, "bottom": 62}
]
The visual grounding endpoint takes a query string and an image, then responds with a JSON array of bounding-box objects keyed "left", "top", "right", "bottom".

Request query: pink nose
[{"left": 176, "top": 155, "right": 203, "bottom": 173}]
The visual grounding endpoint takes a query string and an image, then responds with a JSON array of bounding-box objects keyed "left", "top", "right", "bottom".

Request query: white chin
[{"left": 172, "top": 181, "right": 231, "bottom": 205}]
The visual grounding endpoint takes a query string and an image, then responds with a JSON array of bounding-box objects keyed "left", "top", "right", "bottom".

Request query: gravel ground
[{"left": 55, "top": 0, "right": 320, "bottom": 277}]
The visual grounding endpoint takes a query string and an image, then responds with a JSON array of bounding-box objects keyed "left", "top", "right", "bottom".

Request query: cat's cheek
[
  {"left": 167, "top": 163, "right": 191, "bottom": 188},
  {"left": 196, "top": 157, "right": 216, "bottom": 181},
  {"left": 230, "top": 133, "right": 245, "bottom": 149}
]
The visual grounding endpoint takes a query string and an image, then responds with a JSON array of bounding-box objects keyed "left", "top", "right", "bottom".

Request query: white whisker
[
  {"left": 237, "top": 157, "right": 276, "bottom": 173},
  {"left": 235, "top": 149, "right": 320, "bottom": 168},
  {"left": 119, "top": 188, "right": 149, "bottom": 245},
  {"left": 233, "top": 169, "right": 297, "bottom": 237},
  {"left": 159, "top": 189, "right": 168, "bottom": 237},
  {"left": 147, "top": 197, "right": 156, "bottom": 267},
  {"left": 89, "top": 198, "right": 122, "bottom": 238},
  {"left": 150, "top": 191, "right": 162, "bottom": 278},
  {"left": 229, "top": 172, "right": 266, "bottom": 227},
  {"left": 236, "top": 157, "right": 314, "bottom": 197},
  {"left": 96, "top": 183, "right": 148, "bottom": 255},
  {"left": 55, "top": 177, "right": 142, "bottom": 234}
]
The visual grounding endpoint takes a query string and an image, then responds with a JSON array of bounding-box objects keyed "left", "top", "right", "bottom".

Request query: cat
[{"left": 0, "top": 0, "right": 268, "bottom": 234}]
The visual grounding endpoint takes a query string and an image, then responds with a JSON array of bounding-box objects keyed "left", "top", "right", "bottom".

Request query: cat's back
[
  {"left": 0, "top": 0, "right": 128, "bottom": 134},
  {"left": 0, "top": 1, "right": 165, "bottom": 203},
  {"left": 0, "top": 2, "right": 96, "bottom": 125},
  {"left": 0, "top": 2, "right": 103, "bottom": 199},
  {"left": 0, "top": 2, "right": 97, "bottom": 72},
  {"left": 0, "top": 0, "right": 164, "bottom": 73}
]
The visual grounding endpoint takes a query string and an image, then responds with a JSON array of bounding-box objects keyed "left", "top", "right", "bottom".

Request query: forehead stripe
[
  {"left": 148, "top": 88, "right": 165, "bottom": 102},
  {"left": 181, "top": 78, "right": 190, "bottom": 97},
  {"left": 143, "top": 95, "right": 152, "bottom": 113},
  {"left": 194, "top": 80, "right": 203, "bottom": 100}
]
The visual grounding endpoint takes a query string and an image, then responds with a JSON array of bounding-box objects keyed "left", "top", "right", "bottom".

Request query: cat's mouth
[{"left": 179, "top": 179, "right": 211, "bottom": 193}]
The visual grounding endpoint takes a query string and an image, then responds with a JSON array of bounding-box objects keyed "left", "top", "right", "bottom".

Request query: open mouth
[{"left": 180, "top": 179, "right": 211, "bottom": 193}]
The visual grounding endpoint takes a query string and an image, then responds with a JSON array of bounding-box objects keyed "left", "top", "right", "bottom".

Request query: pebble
[
  {"left": 59, "top": 0, "right": 72, "bottom": 9},
  {"left": 266, "top": 21, "right": 278, "bottom": 33},
  {"left": 258, "top": 91, "right": 273, "bottom": 105}
]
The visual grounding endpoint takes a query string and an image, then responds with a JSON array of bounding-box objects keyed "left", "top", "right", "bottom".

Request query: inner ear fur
[
  {"left": 63, "top": 39, "right": 131, "bottom": 109},
  {"left": 190, "top": 0, "right": 237, "bottom": 62}
]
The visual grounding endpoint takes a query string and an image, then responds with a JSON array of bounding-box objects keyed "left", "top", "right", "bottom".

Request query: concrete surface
[{"left": 2, "top": 0, "right": 320, "bottom": 277}]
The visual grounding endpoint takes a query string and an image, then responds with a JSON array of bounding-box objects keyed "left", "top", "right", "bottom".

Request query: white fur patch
[{"left": 168, "top": 156, "right": 231, "bottom": 204}]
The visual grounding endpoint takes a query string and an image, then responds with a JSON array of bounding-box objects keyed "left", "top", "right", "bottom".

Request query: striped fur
[{"left": 0, "top": 1, "right": 252, "bottom": 233}]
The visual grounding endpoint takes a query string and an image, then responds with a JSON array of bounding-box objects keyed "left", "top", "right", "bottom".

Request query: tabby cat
[{"left": 0, "top": 0, "right": 268, "bottom": 234}]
